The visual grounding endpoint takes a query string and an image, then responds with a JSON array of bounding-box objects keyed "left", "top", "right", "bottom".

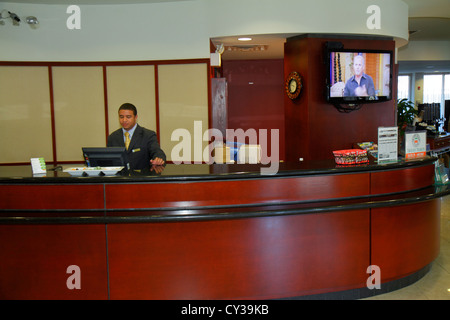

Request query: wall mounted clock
[{"left": 285, "top": 71, "right": 302, "bottom": 100}]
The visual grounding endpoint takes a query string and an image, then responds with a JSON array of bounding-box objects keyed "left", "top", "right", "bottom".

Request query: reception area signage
[
  {"left": 378, "top": 127, "right": 398, "bottom": 163},
  {"left": 405, "top": 131, "right": 426, "bottom": 160}
]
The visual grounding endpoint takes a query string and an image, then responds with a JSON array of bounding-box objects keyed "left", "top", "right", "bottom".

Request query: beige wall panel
[
  {"left": 0, "top": 66, "right": 53, "bottom": 164},
  {"left": 52, "top": 67, "right": 105, "bottom": 162},
  {"left": 106, "top": 65, "right": 157, "bottom": 135},
  {"left": 158, "top": 63, "right": 209, "bottom": 163}
]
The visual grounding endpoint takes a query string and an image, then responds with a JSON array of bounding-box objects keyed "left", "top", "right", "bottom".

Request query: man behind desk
[{"left": 107, "top": 103, "right": 166, "bottom": 172}]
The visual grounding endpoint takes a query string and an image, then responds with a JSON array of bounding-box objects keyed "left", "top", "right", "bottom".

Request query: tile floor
[{"left": 362, "top": 195, "right": 450, "bottom": 300}]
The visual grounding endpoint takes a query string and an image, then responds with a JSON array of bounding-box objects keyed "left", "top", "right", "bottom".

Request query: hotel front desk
[{"left": 0, "top": 157, "right": 447, "bottom": 300}]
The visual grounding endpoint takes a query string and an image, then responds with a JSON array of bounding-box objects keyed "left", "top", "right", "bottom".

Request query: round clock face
[
  {"left": 289, "top": 79, "right": 297, "bottom": 93},
  {"left": 285, "top": 72, "right": 302, "bottom": 100}
]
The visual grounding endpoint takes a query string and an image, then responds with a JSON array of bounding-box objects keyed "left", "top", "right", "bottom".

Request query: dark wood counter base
[{"left": 0, "top": 158, "right": 445, "bottom": 299}]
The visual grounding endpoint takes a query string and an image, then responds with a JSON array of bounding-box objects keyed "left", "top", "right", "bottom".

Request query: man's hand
[
  {"left": 354, "top": 84, "right": 368, "bottom": 96},
  {"left": 150, "top": 157, "right": 165, "bottom": 174}
]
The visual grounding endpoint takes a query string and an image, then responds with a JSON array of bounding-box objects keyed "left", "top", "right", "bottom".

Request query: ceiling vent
[{"left": 225, "top": 44, "right": 269, "bottom": 52}]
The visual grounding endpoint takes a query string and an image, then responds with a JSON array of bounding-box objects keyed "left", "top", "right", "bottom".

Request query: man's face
[
  {"left": 353, "top": 56, "right": 364, "bottom": 76},
  {"left": 119, "top": 109, "right": 137, "bottom": 131}
]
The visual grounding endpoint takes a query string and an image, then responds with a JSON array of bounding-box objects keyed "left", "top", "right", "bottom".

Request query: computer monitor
[{"left": 82, "top": 147, "right": 129, "bottom": 168}]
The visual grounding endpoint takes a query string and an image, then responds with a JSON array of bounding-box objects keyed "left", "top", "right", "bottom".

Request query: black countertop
[
  {"left": 0, "top": 157, "right": 438, "bottom": 184},
  {"left": 1, "top": 156, "right": 449, "bottom": 224}
]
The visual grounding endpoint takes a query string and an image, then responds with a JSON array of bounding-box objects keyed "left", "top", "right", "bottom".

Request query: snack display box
[{"left": 332, "top": 149, "right": 368, "bottom": 165}]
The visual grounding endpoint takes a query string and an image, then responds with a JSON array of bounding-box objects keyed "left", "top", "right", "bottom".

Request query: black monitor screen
[{"left": 82, "top": 147, "right": 129, "bottom": 167}]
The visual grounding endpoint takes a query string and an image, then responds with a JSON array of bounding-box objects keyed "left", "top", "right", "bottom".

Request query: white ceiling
[
  {"left": 1, "top": 0, "right": 449, "bottom": 70},
  {"left": 396, "top": 0, "right": 450, "bottom": 73},
  {"left": 211, "top": 0, "right": 450, "bottom": 62}
]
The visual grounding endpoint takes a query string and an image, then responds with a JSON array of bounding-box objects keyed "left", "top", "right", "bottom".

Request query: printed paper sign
[
  {"left": 378, "top": 127, "right": 398, "bottom": 163},
  {"left": 31, "top": 157, "right": 46, "bottom": 174},
  {"left": 405, "top": 131, "right": 426, "bottom": 160}
]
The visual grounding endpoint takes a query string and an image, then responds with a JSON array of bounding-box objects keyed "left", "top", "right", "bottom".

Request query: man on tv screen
[{"left": 343, "top": 54, "right": 375, "bottom": 98}]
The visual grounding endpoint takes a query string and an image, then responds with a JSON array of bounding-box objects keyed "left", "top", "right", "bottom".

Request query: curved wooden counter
[{"left": 0, "top": 158, "right": 446, "bottom": 300}]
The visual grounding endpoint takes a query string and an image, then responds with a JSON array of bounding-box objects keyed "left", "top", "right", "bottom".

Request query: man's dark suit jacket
[{"left": 107, "top": 124, "right": 166, "bottom": 170}]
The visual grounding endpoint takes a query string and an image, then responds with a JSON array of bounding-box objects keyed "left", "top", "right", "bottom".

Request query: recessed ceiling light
[{"left": 238, "top": 37, "right": 252, "bottom": 41}]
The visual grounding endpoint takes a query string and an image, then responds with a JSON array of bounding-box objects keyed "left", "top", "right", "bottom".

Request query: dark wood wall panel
[
  {"left": 105, "top": 173, "right": 370, "bottom": 209},
  {"left": 223, "top": 59, "right": 285, "bottom": 160},
  {"left": 371, "top": 199, "right": 441, "bottom": 283},
  {"left": 107, "top": 209, "right": 370, "bottom": 299},
  {"left": 0, "top": 224, "right": 108, "bottom": 300},
  {"left": 284, "top": 36, "right": 396, "bottom": 162},
  {"left": 370, "top": 164, "right": 435, "bottom": 195},
  {"left": 0, "top": 185, "right": 104, "bottom": 210}
]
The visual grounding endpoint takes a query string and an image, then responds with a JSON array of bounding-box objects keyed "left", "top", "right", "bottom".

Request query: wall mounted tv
[{"left": 326, "top": 49, "right": 393, "bottom": 104}]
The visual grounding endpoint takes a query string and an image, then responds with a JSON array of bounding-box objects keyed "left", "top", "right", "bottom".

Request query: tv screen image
[{"left": 327, "top": 49, "right": 392, "bottom": 103}]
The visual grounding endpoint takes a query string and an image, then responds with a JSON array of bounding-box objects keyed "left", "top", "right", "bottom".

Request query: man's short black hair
[{"left": 119, "top": 103, "right": 137, "bottom": 116}]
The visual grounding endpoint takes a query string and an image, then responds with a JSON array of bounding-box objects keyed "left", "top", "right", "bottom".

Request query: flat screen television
[
  {"left": 82, "top": 147, "right": 129, "bottom": 168},
  {"left": 326, "top": 49, "right": 393, "bottom": 104}
]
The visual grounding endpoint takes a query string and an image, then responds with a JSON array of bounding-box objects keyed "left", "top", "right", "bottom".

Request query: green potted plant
[{"left": 397, "top": 98, "right": 418, "bottom": 136}]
